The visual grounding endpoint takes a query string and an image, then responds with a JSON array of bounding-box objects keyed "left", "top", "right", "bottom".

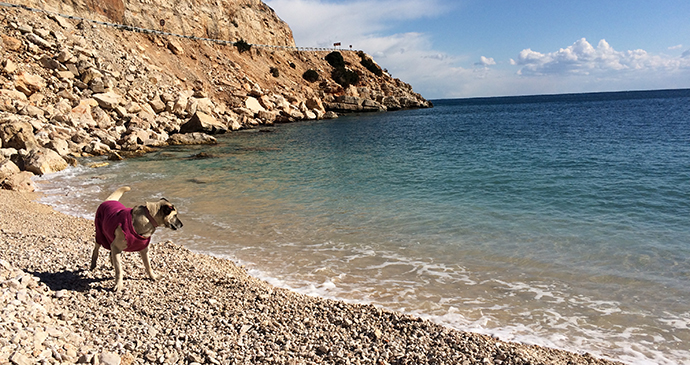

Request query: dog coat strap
[{"left": 144, "top": 207, "right": 159, "bottom": 228}]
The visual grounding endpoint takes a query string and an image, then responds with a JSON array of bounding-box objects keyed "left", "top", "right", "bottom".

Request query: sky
[{"left": 264, "top": 0, "right": 690, "bottom": 99}]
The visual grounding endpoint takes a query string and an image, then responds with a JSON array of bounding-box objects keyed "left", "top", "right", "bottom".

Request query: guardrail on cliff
[{"left": 0, "top": 1, "right": 354, "bottom": 53}]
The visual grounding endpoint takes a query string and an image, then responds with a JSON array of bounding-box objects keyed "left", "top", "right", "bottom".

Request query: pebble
[{"left": 0, "top": 190, "right": 624, "bottom": 365}]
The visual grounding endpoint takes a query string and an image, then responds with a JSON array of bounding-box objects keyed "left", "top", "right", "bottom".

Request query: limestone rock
[
  {"left": 0, "top": 158, "right": 20, "bottom": 180},
  {"left": 180, "top": 112, "right": 227, "bottom": 134},
  {"left": 0, "top": 120, "right": 38, "bottom": 150},
  {"left": 1, "top": 170, "right": 34, "bottom": 191},
  {"left": 245, "top": 96, "right": 267, "bottom": 113},
  {"left": 168, "top": 132, "right": 217, "bottom": 145},
  {"left": 3, "top": 59, "right": 17, "bottom": 74},
  {"left": 149, "top": 95, "right": 166, "bottom": 114},
  {"left": 45, "top": 138, "right": 69, "bottom": 156},
  {"left": 92, "top": 92, "right": 122, "bottom": 110},
  {"left": 23, "top": 147, "right": 68, "bottom": 175},
  {"left": 1, "top": 34, "right": 22, "bottom": 51},
  {"left": 168, "top": 40, "right": 184, "bottom": 55},
  {"left": 16, "top": 71, "right": 46, "bottom": 96},
  {"left": 26, "top": 33, "right": 54, "bottom": 49}
]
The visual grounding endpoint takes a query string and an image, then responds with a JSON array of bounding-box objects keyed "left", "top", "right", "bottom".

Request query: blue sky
[{"left": 264, "top": 0, "right": 690, "bottom": 99}]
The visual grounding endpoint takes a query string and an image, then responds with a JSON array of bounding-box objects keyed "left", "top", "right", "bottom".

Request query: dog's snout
[{"left": 171, "top": 218, "right": 183, "bottom": 230}]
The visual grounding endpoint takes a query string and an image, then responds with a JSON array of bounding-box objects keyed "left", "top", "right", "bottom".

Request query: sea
[{"left": 34, "top": 89, "right": 690, "bottom": 365}]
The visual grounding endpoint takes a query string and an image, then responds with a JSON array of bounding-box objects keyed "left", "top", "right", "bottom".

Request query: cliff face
[
  {"left": 22, "top": 0, "right": 295, "bottom": 47},
  {"left": 0, "top": 0, "right": 431, "bottom": 190}
]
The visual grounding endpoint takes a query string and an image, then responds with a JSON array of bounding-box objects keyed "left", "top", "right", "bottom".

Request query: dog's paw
[
  {"left": 113, "top": 282, "right": 124, "bottom": 292},
  {"left": 149, "top": 273, "right": 159, "bottom": 281}
]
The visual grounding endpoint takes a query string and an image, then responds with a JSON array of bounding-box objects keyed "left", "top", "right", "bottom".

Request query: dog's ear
[{"left": 160, "top": 204, "right": 173, "bottom": 215}]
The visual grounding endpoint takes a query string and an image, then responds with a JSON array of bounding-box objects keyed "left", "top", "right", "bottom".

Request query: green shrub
[
  {"left": 270, "top": 67, "right": 280, "bottom": 77},
  {"left": 325, "top": 51, "right": 345, "bottom": 68},
  {"left": 302, "top": 69, "right": 319, "bottom": 83},
  {"left": 332, "top": 67, "right": 359, "bottom": 88},
  {"left": 235, "top": 39, "right": 251, "bottom": 53}
]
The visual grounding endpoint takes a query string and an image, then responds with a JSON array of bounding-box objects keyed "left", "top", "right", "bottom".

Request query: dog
[{"left": 91, "top": 186, "right": 183, "bottom": 291}]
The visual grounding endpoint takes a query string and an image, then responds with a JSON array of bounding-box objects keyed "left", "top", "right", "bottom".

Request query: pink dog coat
[{"left": 95, "top": 200, "right": 151, "bottom": 252}]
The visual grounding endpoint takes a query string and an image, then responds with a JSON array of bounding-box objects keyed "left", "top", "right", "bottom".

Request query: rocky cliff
[{"left": 0, "top": 0, "right": 431, "bottom": 191}]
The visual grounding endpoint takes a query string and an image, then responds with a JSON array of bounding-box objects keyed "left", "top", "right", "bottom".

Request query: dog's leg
[
  {"left": 139, "top": 246, "right": 158, "bottom": 281},
  {"left": 90, "top": 242, "right": 100, "bottom": 270},
  {"left": 110, "top": 247, "right": 124, "bottom": 291},
  {"left": 110, "top": 227, "right": 128, "bottom": 291}
]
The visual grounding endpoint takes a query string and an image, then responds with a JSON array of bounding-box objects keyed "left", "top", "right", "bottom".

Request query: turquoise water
[{"left": 36, "top": 89, "right": 690, "bottom": 364}]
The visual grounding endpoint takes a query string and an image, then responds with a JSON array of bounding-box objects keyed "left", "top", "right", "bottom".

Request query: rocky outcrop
[{"left": 0, "top": 0, "right": 430, "bottom": 191}]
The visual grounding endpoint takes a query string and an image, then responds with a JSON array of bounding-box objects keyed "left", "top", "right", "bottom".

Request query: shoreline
[{"left": 0, "top": 189, "right": 625, "bottom": 364}]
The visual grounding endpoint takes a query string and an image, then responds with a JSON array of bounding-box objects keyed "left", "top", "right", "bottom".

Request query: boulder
[
  {"left": 229, "top": 117, "right": 242, "bottom": 131},
  {"left": 69, "top": 99, "right": 97, "bottom": 128},
  {"left": 92, "top": 92, "right": 122, "bottom": 110},
  {"left": 0, "top": 89, "right": 27, "bottom": 101},
  {"left": 23, "top": 147, "right": 68, "bottom": 175},
  {"left": 306, "top": 97, "right": 325, "bottom": 113},
  {"left": 149, "top": 95, "right": 166, "bottom": 114},
  {"left": 1, "top": 171, "right": 35, "bottom": 192},
  {"left": 3, "top": 59, "right": 17, "bottom": 74},
  {"left": 324, "top": 111, "right": 339, "bottom": 119},
  {"left": 1, "top": 34, "right": 22, "bottom": 51},
  {"left": 167, "top": 40, "right": 184, "bottom": 55},
  {"left": 0, "top": 159, "right": 20, "bottom": 181},
  {"left": 245, "top": 96, "right": 267, "bottom": 113},
  {"left": 26, "top": 33, "right": 54, "bottom": 49},
  {"left": 16, "top": 71, "right": 46, "bottom": 96},
  {"left": 180, "top": 112, "right": 228, "bottom": 134},
  {"left": 167, "top": 133, "right": 217, "bottom": 145},
  {"left": 0, "top": 120, "right": 38, "bottom": 150},
  {"left": 45, "top": 138, "right": 69, "bottom": 156}
]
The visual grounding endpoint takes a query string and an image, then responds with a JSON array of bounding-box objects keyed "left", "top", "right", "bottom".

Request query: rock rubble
[{"left": 0, "top": 3, "right": 430, "bottom": 192}]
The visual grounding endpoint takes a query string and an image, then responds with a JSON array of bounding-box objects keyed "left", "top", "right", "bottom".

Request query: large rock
[
  {"left": 23, "top": 147, "right": 68, "bottom": 175},
  {"left": 1, "top": 171, "right": 35, "bottom": 192},
  {"left": 0, "top": 88, "right": 27, "bottom": 102},
  {"left": 16, "top": 71, "right": 45, "bottom": 96},
  {"left": 187, "top": 97, "right": 215, "bottom": 116},
  {"left": 92, "top": 92, "right": 122, "bottom": 110},
  {"left": 45, "top": 138, "right": 69, "bottom": 156},
  {"left": 179, "top": 112, "right": 228, "bottom": 134},
  {"left": 245, "top": 96, "right": 267, "bottom": 113},
  {"left": 167, "top": 133, "right": 217, "bottom": 145},
  {"left": 0, "top": 159, "right": 20, "bottom": 181},
  {"left": 0, "top": 120, "right": 38, "bottom": 150}
]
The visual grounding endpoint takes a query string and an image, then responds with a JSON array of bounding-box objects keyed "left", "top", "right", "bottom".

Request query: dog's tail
[{"left": 106, "top": 186, "right": 131, "bottom": 201}]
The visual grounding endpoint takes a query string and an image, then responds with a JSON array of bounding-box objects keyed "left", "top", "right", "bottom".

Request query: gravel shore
[{"left": 0, "top": 189, "right": 625, "bottom": 365}]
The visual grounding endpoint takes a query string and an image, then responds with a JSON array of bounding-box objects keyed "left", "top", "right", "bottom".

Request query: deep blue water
[{"left": 37, "top": 89, "right": 690, "bottom": 365}]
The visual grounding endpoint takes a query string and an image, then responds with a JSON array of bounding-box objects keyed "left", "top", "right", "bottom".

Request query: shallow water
[{"left": 36, "top": 89, "right": 690, "bottom": 365}]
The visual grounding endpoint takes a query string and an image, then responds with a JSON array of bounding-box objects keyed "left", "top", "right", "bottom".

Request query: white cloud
[
  {"left": 474, "top": 56, "right": 496, "bottom": 67},
  {"left": 265, "top": 1, "right": 690, "bottom": 98},
  {"left": 669, "top": 44, "right": 683, "bottom": 50},
  {"left": 513, "top": 38, "right": 690, "bottom": 76},
  {"left": 266, "top": 0, "right": 446, "bottom": 48}
]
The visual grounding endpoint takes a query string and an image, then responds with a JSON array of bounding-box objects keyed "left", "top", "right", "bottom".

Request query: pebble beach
[{"left": 0, "top": 189, "right": 625, "bottom": 365}]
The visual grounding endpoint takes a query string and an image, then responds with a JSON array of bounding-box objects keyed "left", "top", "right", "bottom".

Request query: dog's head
[{"left": 157, "top": 198, "right": 183, "bottom": 230}]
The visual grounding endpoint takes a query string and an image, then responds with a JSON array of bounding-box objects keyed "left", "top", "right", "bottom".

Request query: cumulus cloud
[
  {"left": 513, "top": 38, "right": 690, "bottom": 76},
  {"left": 474, "top": 56, "right": 496, "bottom": 67}
]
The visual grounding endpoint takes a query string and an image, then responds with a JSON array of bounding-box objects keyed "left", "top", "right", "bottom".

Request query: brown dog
[{"left": 91, "top": 186, "right": 183, "bottom": 291}]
